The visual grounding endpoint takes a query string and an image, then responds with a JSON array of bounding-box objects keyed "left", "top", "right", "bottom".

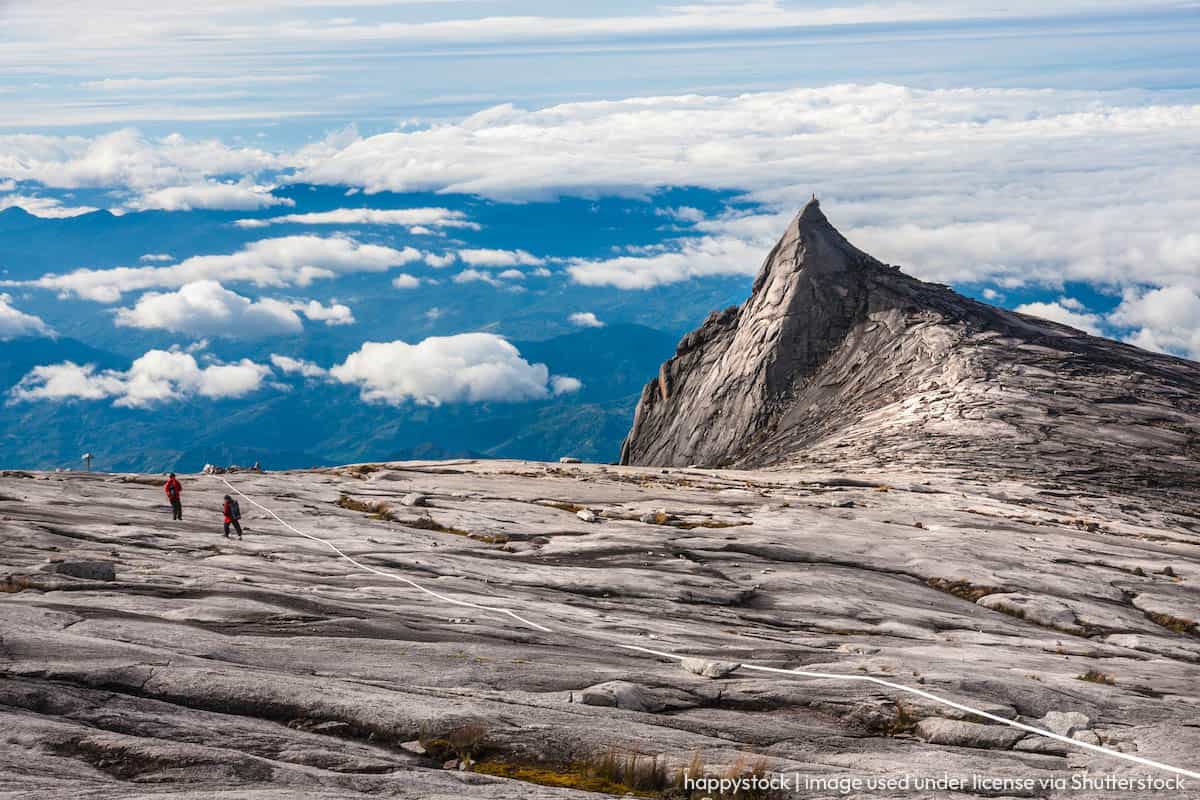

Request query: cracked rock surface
[{"left": 2, "top": 460, "right": 1198, "bottom": 798}]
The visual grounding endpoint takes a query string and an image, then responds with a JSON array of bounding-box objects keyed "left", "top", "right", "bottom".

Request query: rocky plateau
[{"left": 2, "top": 457, "right": 1198, "bottom": 798}]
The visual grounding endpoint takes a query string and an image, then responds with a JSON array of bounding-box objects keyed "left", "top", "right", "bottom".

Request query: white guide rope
[
  {"left": 220, "top": 477, "right": 551, "bottom": 632},
  {"left": 219, "top": 476, "right": 1200, "bottom": 782}
]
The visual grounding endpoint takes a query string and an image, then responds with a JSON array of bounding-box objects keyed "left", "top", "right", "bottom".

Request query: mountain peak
[
  {"left": 620, "top": 206, "right": 1200, "bottom": 506},
  {"left": 798, "top": 195, "right": 826, "bottom": 224}
]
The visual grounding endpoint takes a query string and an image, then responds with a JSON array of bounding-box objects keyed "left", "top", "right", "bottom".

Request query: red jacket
[
  {"left": 223, "top": 499, "right": 233, "bottom": 524},
  {"left": 165, "top": 478, "right": 182, "bottom": 500}
]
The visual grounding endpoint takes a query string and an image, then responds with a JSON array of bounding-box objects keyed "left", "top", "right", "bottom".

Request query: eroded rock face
[{"left": 620, "top": 200, "right": 1200, "bottom": 510}]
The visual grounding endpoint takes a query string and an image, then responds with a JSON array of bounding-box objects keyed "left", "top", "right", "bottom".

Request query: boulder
[
  {"left": 576, "top": 509, "right": 598, "bottom": 523},
  {"left": 401, "top": 493, "right": 429, "bottom": 507},
  {"left": 1036, "top": 710, "right": 1090, "bottom": 738},
  {"left": 913, "top": 718, "right": 1024, "bottom": 750},
  {"left": 976, "top": 592, "right": 1084, "bottom": 634},
  {"left": 559, "top": 457, "right": 582, "bottom": 464},
  {"left": 1013, "top": 737, "right": 1072, "bottom": 756},
  {"left": 577, "top": 681, "right": 698, "bottom": 713},
  {"left": 680, "top": 657, "right": 740, "bottom": 679}
]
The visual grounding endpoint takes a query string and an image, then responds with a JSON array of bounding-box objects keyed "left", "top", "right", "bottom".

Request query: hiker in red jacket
[
  {"left": 222, "top": 495, "right": 243, "bottom": 539},
  {"left": 164, "top": 473, "right": 183, "bottom": 520}
]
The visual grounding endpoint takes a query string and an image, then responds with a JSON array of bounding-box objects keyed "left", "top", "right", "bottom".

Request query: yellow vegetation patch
[
  {"left": 1077, "top": 670, "right": 1116, "bottom": 685},
  {"left": 335, "top": 495, "right": 396, "bottom": 521},
  {"left": 473, "top": 762, "right": 656, "bottom": 797},
  {"left": 1146, "top": 611, "right": 1197, "bottom": 634},
  {"left": 926, "top": 577, "right": 1003, "bottom": 602}
]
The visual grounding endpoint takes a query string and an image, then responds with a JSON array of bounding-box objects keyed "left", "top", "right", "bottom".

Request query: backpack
[{"left": 230, "top": 499, "right": 241, "bottom": 520}]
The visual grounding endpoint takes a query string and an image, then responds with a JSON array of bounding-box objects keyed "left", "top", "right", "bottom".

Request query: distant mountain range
[{"left": 0, "top": 324, "right": 678, "bottom": 472}]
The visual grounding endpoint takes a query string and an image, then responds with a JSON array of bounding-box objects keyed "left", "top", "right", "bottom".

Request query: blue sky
[{"left": 1, "top": 0, "right": 1199, "bottom": 417}]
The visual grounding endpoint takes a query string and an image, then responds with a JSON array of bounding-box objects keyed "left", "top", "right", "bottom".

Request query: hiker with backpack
[
  {"left": 222, "top": 494, "right": 244, "bottom": 539},
  {"left": 165, "top": 473, "right": 183, "bottom": 520}
]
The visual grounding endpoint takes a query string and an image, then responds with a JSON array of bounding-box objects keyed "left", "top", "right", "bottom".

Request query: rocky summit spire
[
  {"left": 620, "top": 203, "right": 1200, "bottom": 502},
  {"left": 619, "top": 199, "right": 895, "bottom": 469}
]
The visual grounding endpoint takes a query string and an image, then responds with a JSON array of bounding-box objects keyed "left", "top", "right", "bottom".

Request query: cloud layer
[
  {"left": 458, "top": 248, "right": 544, "bottom": 268},
  {"left": 0, "top": 129, "right": 277, "bottom": 194},
  {"left": 1110, "top": 286, "right": 1200, "bottom": 359},
  {"left": 327, "top": 333, "right": 578, "bottom": 406},
  {"left": 24, "top": 236, "right": 421, "bottom": 302},
  {"left": 235, "top": 207, "right": 478, "bottom": 231},
  {"left": 11, "top": 349, "right": 271, "bottom": 407},
  {"left": 114, "top": 280, "right": 303, "bottom": 338},
  {"left": 292, "top": 85, "right": 1199, "bottom": 306},
  {"left": 0, "top": 294, "right": 52, "bottom": 340},
  {"left": 568, "top": 312, "right": 604, "bottom": 328},
  {"left": 132, "top": 182, "right": 293, "bottom": 212}
]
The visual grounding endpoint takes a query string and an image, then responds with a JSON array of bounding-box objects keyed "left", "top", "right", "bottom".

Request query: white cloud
[
  {"left": 10, "top": 349, "right": 272, "bottom": 407},
  {"left": 235, "top": 207, "right": 478, "bottom": 231},
  {"left": 0, "top": 194, "right": 98, "bottom": 218},
  {"left": 132, "top": 181, "right": 293, "bottom": 211},
  {"left": 392, "top": 273, "right": 421, "bottom": 289},
  {"left": 112, "top": 281, "right": 354, "bottom": 336},
  {"left": 425, "top": 252, "right": 458, "bottom": 268},
  {"left": 458, "top": 248, "right": 544, "bottom": 267},
  {"left": 114, "top": 280, "right": 302, "bottom": 338},
  {"left": 551, "top": 375, "right": 583, "bottom": 395},
  {"left": 1013, "top": 299, "right": 1103, "bottom": 335},
  {"left": 1108, "top": 286, "right": 1200, "bottom": 360},
  {"left": 270, "top": 353, "right": 327, "bottom": 378},
  {"left": 453, "top": 268, "right": 505, "bottom": 287},
  {"left": 328, "top": 333, "right": 575, "bottom": 406},
  {"left": 296, "top": 298, "right": 355, "bottom": 326},
  {"left": 139, "top": 253, "right": 174, "bottom": 263},
  {"left": 0, "top": 294, "right": 53, "bottom": 340},
  {"left": 569, "top": 231, "right": 765, "bottom": 289},
  {"left": 22, "top": 236, "right": 421, "bottom": 302},
  {"left": 568, "top": 311, "right": 604, "bottom": 328},
  {"left": 0, "top": 129, "right": 278, "bottom": 193},
  {"left": 658, "top": 206, "right": 705, "bottom": 224},
  {"left": 83, "top": 74, "right": 318, "bottom": 92}
]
